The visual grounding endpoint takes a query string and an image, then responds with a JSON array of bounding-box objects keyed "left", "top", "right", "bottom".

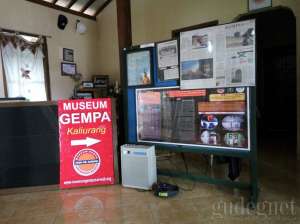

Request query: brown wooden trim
[
  {"left": 172, "top": 20, "right": 219, "bottom": 38},
  {"left": 25, "top": 0, "right": 97, "bottom": 21},
  {"left": 116, "top": 0, "right": 132, "bottom": 85},
  {"left": 81, "top": 0, "right": 97, "bottom": 13},
  {"left": 66, "top": 0, "right": 77, "bottom": 9},
  {"left": 42, "top": 37, "right": 52, "bottom": 101},
  {"left": 95, "top": 0, "right": 112, "bottom": 17}
]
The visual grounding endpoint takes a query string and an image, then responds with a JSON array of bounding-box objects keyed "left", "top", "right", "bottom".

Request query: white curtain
[{"left": 1, "top": 42, "right": 47, "bottom": 101}]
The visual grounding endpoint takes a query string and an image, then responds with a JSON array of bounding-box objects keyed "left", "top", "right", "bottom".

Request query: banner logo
[{"left": 73, "top": 149, "right": 101, "bottom": 176}]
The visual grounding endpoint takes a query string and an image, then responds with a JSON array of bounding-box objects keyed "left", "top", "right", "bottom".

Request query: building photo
[{"left": 0, "top": 0, "right": 299, "bottom": 223}]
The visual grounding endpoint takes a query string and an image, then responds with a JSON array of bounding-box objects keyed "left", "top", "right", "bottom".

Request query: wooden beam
[
  {"left": 116, "top": 0, "right": 132, "bottom": 85},
  {"left": 94, "top": 0, "right": 112, "bottom": 17},
  {"left": 52, "top": 0, "right": 59, "bottom": 4},
  {"left": 66, "top": 0, "right": 77, "bottom": 9},
  {"left": 25, "top": 0, "right": 96, "bottom": 21},
  {"left": 80, "top": 0, "right": 97, "bottom": 13}
]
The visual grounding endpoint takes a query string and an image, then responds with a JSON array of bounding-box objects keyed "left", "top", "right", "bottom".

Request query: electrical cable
[{"left": 165, "top": 152, "right": 196, "bottom": 192}]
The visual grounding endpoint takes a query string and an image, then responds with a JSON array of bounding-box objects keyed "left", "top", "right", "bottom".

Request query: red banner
[
  {"left": 58, "top": 98, "right": 114, "bottom": 189},
  {"left": 166, "top": 89, "right": 206, "bottom": 98}
]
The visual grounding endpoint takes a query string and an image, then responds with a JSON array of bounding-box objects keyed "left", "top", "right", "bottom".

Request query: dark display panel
[{"left": 136, "top": 87, "right": 250, "bottom": 150}]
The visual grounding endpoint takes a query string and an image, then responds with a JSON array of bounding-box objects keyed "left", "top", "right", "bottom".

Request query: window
[{"left": 0, "top": 32, "right": 50, "bottom": 101}]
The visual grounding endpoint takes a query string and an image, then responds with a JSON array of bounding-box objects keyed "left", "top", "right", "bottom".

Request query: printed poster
[
  {"left": 180, "top": 20, "right": 255, "bottom": 89},
  {"left": 127, "top": 50, "right": 151, "bottom": 86},
  {"left": 156, "top": 40, "right": 179, "bottom": 81}
]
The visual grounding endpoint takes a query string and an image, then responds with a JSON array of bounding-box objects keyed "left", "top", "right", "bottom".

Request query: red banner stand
[{"left": 58, "top": 98, "right": 114, "bottom": 189}]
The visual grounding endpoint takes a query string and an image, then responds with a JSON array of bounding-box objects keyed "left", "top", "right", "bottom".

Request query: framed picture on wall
[
  {"left": 63, "top": 48, "right": 74, "bottom": 62},
  {"left": 61, "top": 62, "right": 77, "bottom": 76},
  {"left": 93, "top": 75, "right": 109, "bottom": 88},
  {"left": 248, "top": 0, "right": 272, "bottom": 11},
  {"left": 76, "top": 91, "right": 93, "bottom": 99},
  {"left": 126, "top": 48, "right": 153, "bottom": 87},
  {"left": 82, "top": 81, "right": 94, "bottom": 88}
]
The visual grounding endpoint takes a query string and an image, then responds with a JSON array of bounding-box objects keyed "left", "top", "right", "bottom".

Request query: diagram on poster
[{"left": 180, "top": 20, "right": 255, "bottom": 89}]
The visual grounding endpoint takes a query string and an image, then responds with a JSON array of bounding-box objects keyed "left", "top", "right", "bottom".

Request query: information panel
[
  {"left": 180, "top": 20, "right": 255, "bottom": 89},
  {"left": 156, "top": 40, "right": 179, "bottom": 81},
  {"left": 136, "top": 87, "right": 250, "bottom": 150},
  {"left": 58, "top": 98, "right": 114, "bottom": 189}
]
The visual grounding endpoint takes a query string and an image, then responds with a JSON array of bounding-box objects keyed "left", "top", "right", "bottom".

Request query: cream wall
[
  {"left": 0, "top": 0, "right": 99, "bottom": 100},
  {"left": 130, "top": 0, "right": 300, "bottom": 158},
  {"left": 131, "top": 0, "right": 247, "bottom": 44},
  {"left": 96, "top": 0, "right": 120, "bottom": 84},
  {"left": 131, "top": 0, "right": 298, "bottom": 44},
  {"left": 96, "top": 1, "right": 299, "bottom": 157}
]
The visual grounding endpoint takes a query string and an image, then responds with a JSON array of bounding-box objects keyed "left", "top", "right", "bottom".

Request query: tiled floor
[{"left": 0, "top": 143, "right": 299, "bottom": 224}]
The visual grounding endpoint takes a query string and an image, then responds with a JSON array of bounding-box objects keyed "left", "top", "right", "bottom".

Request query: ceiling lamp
[{"left": 76, "top": 20, "right": 87, "bottom": 34}]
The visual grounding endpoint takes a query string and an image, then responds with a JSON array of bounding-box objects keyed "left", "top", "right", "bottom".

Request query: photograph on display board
[
  {"left": 181, "top": 59, "right": 213, "bottom": 80},
  {"left": 192, "top": 34, "right": 208, "bottom": 48},
  {"left": 226, "top": 27, "right": 254, "bottom": 48},
  {"left": 198, "top": 88, "right": 248, "bottom": 148},
  {"left": 156, "top": 40, "right": 179, "bottom": 81},
  {"left": 126, "top": 50, "right": 152, "bottom": 86},
  {"left": 180, "top": 20, "right": 256, "bottom": 89},
  {"left": 136, "top": 87, "right": 250, "bottom": 150}
]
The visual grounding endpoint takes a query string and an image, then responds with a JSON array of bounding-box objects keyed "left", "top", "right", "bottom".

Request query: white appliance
[{"left": 121, "top": 144, "right": 157, "bottom": 190}]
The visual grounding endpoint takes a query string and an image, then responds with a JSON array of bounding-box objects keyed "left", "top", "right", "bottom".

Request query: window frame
[{"left": 0, "top": 30, "right": 51, "bottom": 101}]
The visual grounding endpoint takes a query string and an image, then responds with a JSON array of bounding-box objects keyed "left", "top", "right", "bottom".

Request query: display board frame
[{"left": 122, "top": 19, "right": 258, "bottom": 207}]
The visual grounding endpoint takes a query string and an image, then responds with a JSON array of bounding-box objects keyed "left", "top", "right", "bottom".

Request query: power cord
[{"left": 164, "top": 152, "right": 196, "bottom": 191}]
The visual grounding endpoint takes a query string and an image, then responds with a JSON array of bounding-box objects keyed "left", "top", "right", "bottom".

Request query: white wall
[
  {"left": 130, "top": 0, "right": 300, "bottom": 158},
  {"left": 96, "top": 0, "right": 120, "bottom": 83},
  {"left": 131, "top": 0, "right": 298, "bottom": 45},
  {"left": 0, "top": 0, "right": 99, "bottom": 100},
  {"left": 95, "top": 1, "right": 299, "bottom": 158}
]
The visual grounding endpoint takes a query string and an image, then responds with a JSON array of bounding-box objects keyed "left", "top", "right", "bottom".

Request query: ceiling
[{"left": 25, "top": 0, "right": 112, "bottom": 20}]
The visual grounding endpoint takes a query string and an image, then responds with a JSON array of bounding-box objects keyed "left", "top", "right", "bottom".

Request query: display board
[
  {"left": 156, "top": 39, "right": 179, "bottom": 81},
  {"left": 58, "top": 98, "right": 114, "bottom": 189},
  {"left": 180, "top": 20, "right": 255, "bottom": 89},
  {"left": 136, "top": 86, "right": 250, "bottom": 151},
  {"left": 123, "top": 19, "right": 258, "bottom": 206}
]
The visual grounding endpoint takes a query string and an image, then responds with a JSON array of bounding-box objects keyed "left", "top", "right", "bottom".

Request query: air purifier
[{"left": 121, "top": 144, "right": 157, "bottom": 190}]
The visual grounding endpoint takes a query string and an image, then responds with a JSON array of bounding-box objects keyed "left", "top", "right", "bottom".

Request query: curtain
[{"left": 0, "top": 35, "right": 47, "bottom": 101}]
